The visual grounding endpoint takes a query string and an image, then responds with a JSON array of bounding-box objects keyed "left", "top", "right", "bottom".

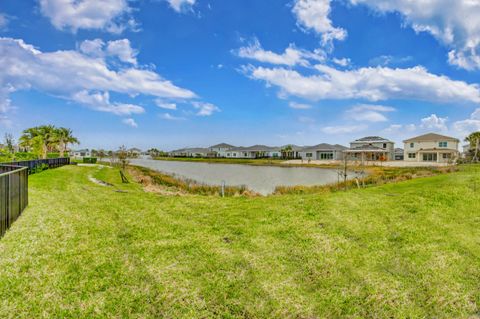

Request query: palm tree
[
  {"left": 465, "top": 131, "right": 480, "bottom": 162},
  {"left": 54, "top": 127, "right": 79, "bottom": 158},
  {"left": 19, "top": 125, "right": 58, "bottom": 159}
]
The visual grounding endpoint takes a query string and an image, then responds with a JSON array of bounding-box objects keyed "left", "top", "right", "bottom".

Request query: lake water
[{"left": 130, "top": 158, "right": 349, "bottom": 195}]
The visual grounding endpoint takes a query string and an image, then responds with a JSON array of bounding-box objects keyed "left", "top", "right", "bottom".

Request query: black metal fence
[
  {"left": 0, "top": 165, "right": 28, "bottom": 238},
  {"left": 5, "top": 157, "right": 70, "bottom": 174}
]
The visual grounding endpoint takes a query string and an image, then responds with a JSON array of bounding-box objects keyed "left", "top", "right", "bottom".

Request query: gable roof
[
  {"left": 403, "top": 133, "right": 459, "bottom": 143},
  {"left": 210, "top": 143, "right": 235, "bottom": 149},
  {"left": 301, "top": 143, "right": 348, "bottom": 151},
  {"left": 351, "top": 136, "right": 393, "bottom": 143}
]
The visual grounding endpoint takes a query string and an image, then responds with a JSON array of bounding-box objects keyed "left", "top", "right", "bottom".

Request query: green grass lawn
[{"left": 1, "top": 165, "right": 480, "bottom": 318}]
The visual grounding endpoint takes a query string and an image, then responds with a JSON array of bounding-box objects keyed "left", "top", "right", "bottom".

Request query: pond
[{"left": 130, "top": 158, "right": 353, "bottom": 195}]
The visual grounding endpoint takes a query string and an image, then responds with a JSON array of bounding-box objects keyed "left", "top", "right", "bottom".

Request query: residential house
[
  {"left": 298, "top": 143, "right": 347, "bottom": 160},
  {"left": 71, "top": 149, "right": 92, "bottom": 159},
  {"left": 226, "top": 145, "right": 281, "bottom": 159},
  {"left": 209, "top": 143, "right": 235, "bottom": 157},
  {"left": 169, "top": 148, "right": 214, "bottom": 158},
  {"left": 403, "top": 133, "right": 459, "bottom": 163},
  {"left": 128, "top": 148, "right": 142, "bottom": 157},
  {"left": 346, "top": 136, "right": 395, "bottom": 161},
  {"left": 395, "top": 148, "right": 404, "bottom": 160}
]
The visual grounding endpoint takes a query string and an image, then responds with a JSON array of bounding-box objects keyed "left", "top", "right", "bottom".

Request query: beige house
[{"left": 403, "top": 133, "right": 459, "bottom": 163}]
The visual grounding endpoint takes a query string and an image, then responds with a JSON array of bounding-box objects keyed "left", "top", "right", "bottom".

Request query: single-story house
[
  {"left": 226, "top": 145, "right": 281, "bottom": 159},
  {"left": 209, "top": 143, "right": 235, "bottom": 157},
  {"left": 71, "top": 149, "right": 92, "bottom": 159},
  {"left": 347, "top": 136, "right": 395, "bottom": 161},
  {"left": 128, "top": 148, "right": 142, "bottom": 156},
  {"left": 297, "top": 143, "right": 347, "bottom": 160},
  {"left": 170, "top": 148, "right": 214, "bottom": 158},
  {"left": 403, "top": 133, "right": 459, "bottom": 163}
]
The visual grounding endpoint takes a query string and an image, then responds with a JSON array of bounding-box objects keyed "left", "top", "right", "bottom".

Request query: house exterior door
[{"left": 422, "top": 153, "right": 437, "bottom": 162}]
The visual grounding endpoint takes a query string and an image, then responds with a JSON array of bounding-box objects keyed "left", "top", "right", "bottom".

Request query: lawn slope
[{"left": 0, "top": 165, "right": 479, "bottom": 318}]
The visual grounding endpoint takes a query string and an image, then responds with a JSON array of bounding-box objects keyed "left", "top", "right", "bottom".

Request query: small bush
[
  {"left": 31, "top": 163, "right": 49, "bottom": 174},
  {"left": 83, "top": 157, "right": 98, "bottom": 164}
]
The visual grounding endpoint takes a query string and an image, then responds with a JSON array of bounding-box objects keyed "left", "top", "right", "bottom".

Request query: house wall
[
  {"left": 210, "top": 147, "right": 232, "bottom": 157},
  {"left": 350, "top": 141, "right": 395, "bottom": 160},
  {"left": 404, "top": 140, "right": 459, "bottom": 162},
  {"left": 297, "top": 150, "right": 344, "bottom": 160}
]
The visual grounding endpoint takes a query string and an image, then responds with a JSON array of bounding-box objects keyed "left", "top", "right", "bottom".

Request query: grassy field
[{"left": 1, "top": 165, "right": 480, "bottom": 318}]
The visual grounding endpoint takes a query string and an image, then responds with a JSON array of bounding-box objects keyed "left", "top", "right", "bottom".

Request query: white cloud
[
  {"left": 79, "top": 38, "right": 137, "bottom": 65},
  {"left": 155, "top": 99, "right": 177, "bottom": 110},
  {"left": 159, "top": 113, "right": 186, "bottom": 121},
  {"left": 349, "top": 0, "right": 480, "bottom": 70},
  {"left": 0, "top": 37, "right": 196, "bottom": 121},
  {"left": 289, "top": 101, "right": 312, "bottom": 109},
  {"left": 72, "top": 90, "right": 144, "bottom": 115},
  {"left": 122, "top": 118, "right": 138, "bottom": 128},
  {"left": 420, "top": 114, "right": 448, "bottom": 131},
  {"left": 167, "top": 0, "right": 196, "bottom": 12},
  {"left": 369, "top": 55, "right": 413, "bottom": 67},
  {"left": 292, "top": 0, "right": 347, "bottom": 46},
  {"left": 237, "top": 39, "right": 325, "bottom": 67},
  {"left": 332, "top": 57, "right": 350, "bottom": 67},
  {"left": 246, "top": 64, "right": 480, "bottom": 104},
  {"left": 453, "top": 108, "right": 480, "bottom": 135},
  {"left": 106, "top": 39, "right": 138, "bottom": 65},
  {"left": 345, "top": 104, "right": 395, "bottom": 122},
  {"left": 79, "top": 38, "right": 105, "bottom": 57},
  {"left": 384, "top": 123, "right": 416, "bottom": 134},
  {"left": 0, "top": 13, "right": 9, "bottom": 30},
  {"left": 321, "top": 124, "right": 367, "bottom": 134},
  {"left": 39, "top": 0, "right": 134, "bottom": 33},
  {"left": 192, "top": 101, "right": 220, "bottom": 116},
  {"left": 298, "top": 116, "right": 315, "bottom": 124}
]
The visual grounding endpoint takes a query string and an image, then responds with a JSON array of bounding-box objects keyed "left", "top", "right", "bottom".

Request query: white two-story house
[
  {"left": 403, "top": 133, "right": 459, "bottom": 163},
  {"left": 209, "top": 143, "right": 235, "bottom": 157}
]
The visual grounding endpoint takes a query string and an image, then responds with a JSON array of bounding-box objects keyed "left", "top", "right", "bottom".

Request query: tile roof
[{"left": 403, "top": 133, "right": 460, "bottom": 143}]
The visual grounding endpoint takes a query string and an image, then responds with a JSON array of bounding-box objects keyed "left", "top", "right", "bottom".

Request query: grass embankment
[
  {"left": 275, "top": 165, "right": 458, "bottom": 194},
  {"left": 1, "top": 165, "right": 480, "bottom": 318},
  {"left": 128, "top": 165, "right": 252, "bottom": 196}
]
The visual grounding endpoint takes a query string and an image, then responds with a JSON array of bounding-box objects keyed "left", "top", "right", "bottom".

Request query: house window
[
  {"left": 383, "top": 143, "right": 387, "bottom": 148},
  {"left": 306, "top": 153, "right": 313, "bottom": 158},
  {"left": 443, "top": 153, "right": 451, "bottom": 159},
  {"left": 410, "top": 143, "right": 414, "bottom": 148},
  {"left": 227, "top": 153, "right": 230, "bottom": 157},
  {"left": 408, "top": 153, "right": 416, "bottom": 159},
  {"left": 439, "top": 141, "right": 447, "bottom": 147},
  {"left": 319, "top": 152, "right": 334, "bottom": 160}
]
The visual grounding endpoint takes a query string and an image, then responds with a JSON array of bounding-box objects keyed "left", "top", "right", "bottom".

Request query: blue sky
[{"left": 0, "top": 0, "right": 480, "bottom": 150}]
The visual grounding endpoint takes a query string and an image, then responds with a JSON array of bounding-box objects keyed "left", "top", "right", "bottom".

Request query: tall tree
[
  {"left": 465, "top": 131, "right": 480, "bottom": 163},
  {"left": 19, "top": 125, "right": 57, "bottom": 159},
  {"left": 54, "top": 127, "right": 79, "bottom": 157},
  {"left": 3, "top": 133, "right": 15, "bottom": 153}
]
